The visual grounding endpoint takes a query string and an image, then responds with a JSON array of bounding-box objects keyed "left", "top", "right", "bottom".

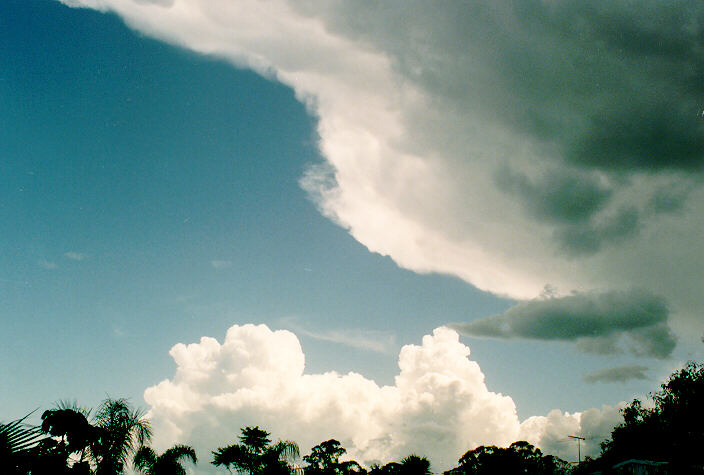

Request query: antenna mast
[{"left": 568, "top": 435, "right": 586, "bottom": 463}]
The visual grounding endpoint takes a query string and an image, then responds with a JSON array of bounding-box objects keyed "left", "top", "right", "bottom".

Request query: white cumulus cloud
[
  {"left": 520, "top": 404, "right": 626, "bottom": 463},
  {"left": 144, "top": 324, "right": 623, "bottom": 472}
]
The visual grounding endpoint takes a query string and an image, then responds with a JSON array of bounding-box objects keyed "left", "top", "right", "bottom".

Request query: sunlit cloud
[
  {"left": 58, "top": 1, "right": 704, "bottom": 347},
  {"left": 144, "top": 324, "right": 623, "bottom": 471}
]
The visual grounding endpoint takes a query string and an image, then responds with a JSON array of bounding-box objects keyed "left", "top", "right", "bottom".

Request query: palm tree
[
  {"left": 0, "top": 413, "right": 45, "bottom": 474},
  {"left": 40, "top": 401, "right": 99, "bottom": 471},
  {"left": 133, "top": 444, "right": 197, "bottom": 475},
  {"left": 398, "top": 455, "right": 431, "bottom": 475},
  {"left": 212, "top": 426, "right": 299, "bottom": 474},
  {"left": 91, "top": 397, "right": 152, "bottom": 475}
]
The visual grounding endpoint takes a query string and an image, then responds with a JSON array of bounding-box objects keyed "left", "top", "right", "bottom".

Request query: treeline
[{"left": 2, "top": 361, "right": 702, "bottom": 474}]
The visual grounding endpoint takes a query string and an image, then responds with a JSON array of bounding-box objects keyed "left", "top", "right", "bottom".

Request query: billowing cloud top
[
  {"left": 59, "top": 0, "right": 704, "bottom": 342},
  {"left": 144, "top": 324, "right": 622, "bottom": 471}
]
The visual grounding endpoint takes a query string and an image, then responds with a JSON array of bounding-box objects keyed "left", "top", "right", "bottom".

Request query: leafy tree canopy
[
  {"left": 133, "top": 444, "right": 197, "bottom": 475},
  {"left": 446, "top": 441, "right": 566, "bottom": 475},
  {"left": 599, "top": 361, "right": 704, "bottom": 471},
  {"left": 212, "top": 426, "right": 299, "bottom": 475}
]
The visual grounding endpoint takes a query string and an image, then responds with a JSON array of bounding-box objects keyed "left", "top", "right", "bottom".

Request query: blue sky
[
  {"left": 2, "top": 0, "right": 703, "bottom": 469},
  {"left": 1, "top": 0, "right": 513, "bottom": 412}
]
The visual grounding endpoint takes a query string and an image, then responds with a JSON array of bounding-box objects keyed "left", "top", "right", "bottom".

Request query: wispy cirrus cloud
[
  {"left": 37, "top": 259, "right": 58, "bottom": 270},
  {"left": 64, "top": 251, "right": 87, "bottom": 261},
  {"left": 285, "top": 322, "right": 396, "bottom": 354},
  {"left": 210, "top": 260, "right": 232, "bottom": 269}
]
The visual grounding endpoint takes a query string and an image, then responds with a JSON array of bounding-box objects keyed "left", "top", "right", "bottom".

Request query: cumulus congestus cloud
[
  {"left": 59, "top": 0, "right": 704, "bottom": 339},
  {"left": 450, "top": 290, "right": 676, "bottom": 358},
  {"left": 145, "top": 324, "right": 623, "bottom": 471}
]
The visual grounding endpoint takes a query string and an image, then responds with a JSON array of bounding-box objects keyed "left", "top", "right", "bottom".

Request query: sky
[{"left": 1, "top": 0, "right": 703, "bottom": 471}]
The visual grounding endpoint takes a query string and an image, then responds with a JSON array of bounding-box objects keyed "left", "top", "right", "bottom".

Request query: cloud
[
  {"left": 450, "top": 290, "right": 676, "bottom": 358},
  {"left": 290, "top": 326, "right": 396, "bottom": 354},
  {"left": 582, "top": 365, "right": 649, "bottom": 384},
  {"left": 495, "top": 167, "right": 613, "bottom": 225},
  {"left": 37, "top": 259, "right": 58, "bottom": 270},
  {"left": 210, "top": 260, "right": 232, "bottom": 269},
  {"left": 144, "top": 324, "right": 624, "bottom": 472},
  {"left": 519, "top": 404, "right": 626, "bottom": 463},
  {"left": 58, "top": 0, "right": 704, "bottom": 339},
  {"left": 64, "top": 251, "right": 87, "bottom": 261}
]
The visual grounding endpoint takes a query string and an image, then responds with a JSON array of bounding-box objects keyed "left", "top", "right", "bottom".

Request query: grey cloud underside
[
  {"left": 337, "top": 1, "right": 704, "bottom": 169},
  {"left": 582, "top": 365, "right": 649, "bottom": 384},
  {"left": 61, "top": 0, "right": 704, "bottom": 329},
  {"left": 555, "top": 207, "right": 641, "bottom": 256},
  {"left": 494, "top": 167, "right": 640, "bottom": 255},
  {"left": 450, "top": 290, "right": 676, "bottom": 358},
  {"left": 300, "top": 1, "right": 704, "bottom": 253},
  {"left": 495, "top": 167, "right": 613, "bottom": 225}
]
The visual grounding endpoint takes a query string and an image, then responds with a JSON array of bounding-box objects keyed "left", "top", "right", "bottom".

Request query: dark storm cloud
[
  {"left": 495, "top": 165, "right": 644, "bottom": 256},
  {"left": 582, "top": 365, "right": 649, "bottom": 384},
  {"left": 649, "top": 186, "right": 689, "bottom": 214},
  {"left": 568, "top": 101, "right": 704, "bottom": 172},
  {"left": 304, "top": 1, "right": 704, "bottom": 261},
  {"left": 499, "top": 0, "right": 704, "bottom": 173},
  {"left": 556, "top": 207, "right": 641, "bottom": 256},
  {"left": 495, "top": 167, "right": 613, "bottom": 224},
  {"left": 325, "top": 1, "right": 704, "bottom": 172},
  {"left": 450, "top": 290, "right": 676, "bottom": 358}
]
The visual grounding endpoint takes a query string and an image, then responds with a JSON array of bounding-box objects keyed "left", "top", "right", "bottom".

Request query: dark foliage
[
  {"left": 133, "top": 444, "right": 197, "bottom": 475},
  {"left": 0, "top": 414, "right": 46, "bottom": 474},
  {"left": 303, "top": 439, "right": 364, "bottom": 475},
  {"left": 212, "top": 426, "right": 299, "bottom": 474},
  {"left": 598, "top": 361, "right": 704, "bottom": 472},
  {"left": 445, "top": 441, "right": 567, "bottom": 475}
]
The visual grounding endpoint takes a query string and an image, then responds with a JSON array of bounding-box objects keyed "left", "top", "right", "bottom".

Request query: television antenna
[{"left": 568, "top": 435, "right": 585, "bottom": 463}]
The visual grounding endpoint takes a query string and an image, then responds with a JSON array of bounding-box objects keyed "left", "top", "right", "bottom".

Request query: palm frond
[
  {"left": 0, "top": 414, "right": 45, "bottom": 454},
  {"left": 271, "top": 440, "right": 300, "bottom": 462},
  {"left": 54, "top": 399, "right": 92, "bottom": 418},
  {"left": 92, "top": 397, "right": 153, "bottom": 473},
  {"left": 134, "top": 445, "right": 157, "bottom": 473},
  {"left": 162, "top": 444, "right": 197, "bottom": 465}
]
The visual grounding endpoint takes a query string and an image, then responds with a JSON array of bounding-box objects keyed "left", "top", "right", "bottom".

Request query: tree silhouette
[
  {"left": 303, "top": 439, "right": 364, "bottom": 475},
  {"left": 40, "top": 402, "right": 99, "bottom": 473},
  {"left": 398, "top": 455, "right": 431, "bottom": 475},
  {"left": 599, "top": 361, "right": 704, "bottom": 471},
  {"left": 133, "top": 444, "right": 197, "bottom": 475},
  {"left": 447, "top": 441, "right": 566, "bottom": 475},
  {"left": 212, "top": 426, "right": 299, "bottom": 475},
  {"left": 91, "top": 397, "right": 152, "bottom": 475},
  {"left": 0, "top": 413, "right": 46, "bottom": 474}
]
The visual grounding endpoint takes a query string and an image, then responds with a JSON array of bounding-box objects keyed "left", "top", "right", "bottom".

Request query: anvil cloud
[{"left": 60, "top": 1, "right": 704, "bottom": 343}]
